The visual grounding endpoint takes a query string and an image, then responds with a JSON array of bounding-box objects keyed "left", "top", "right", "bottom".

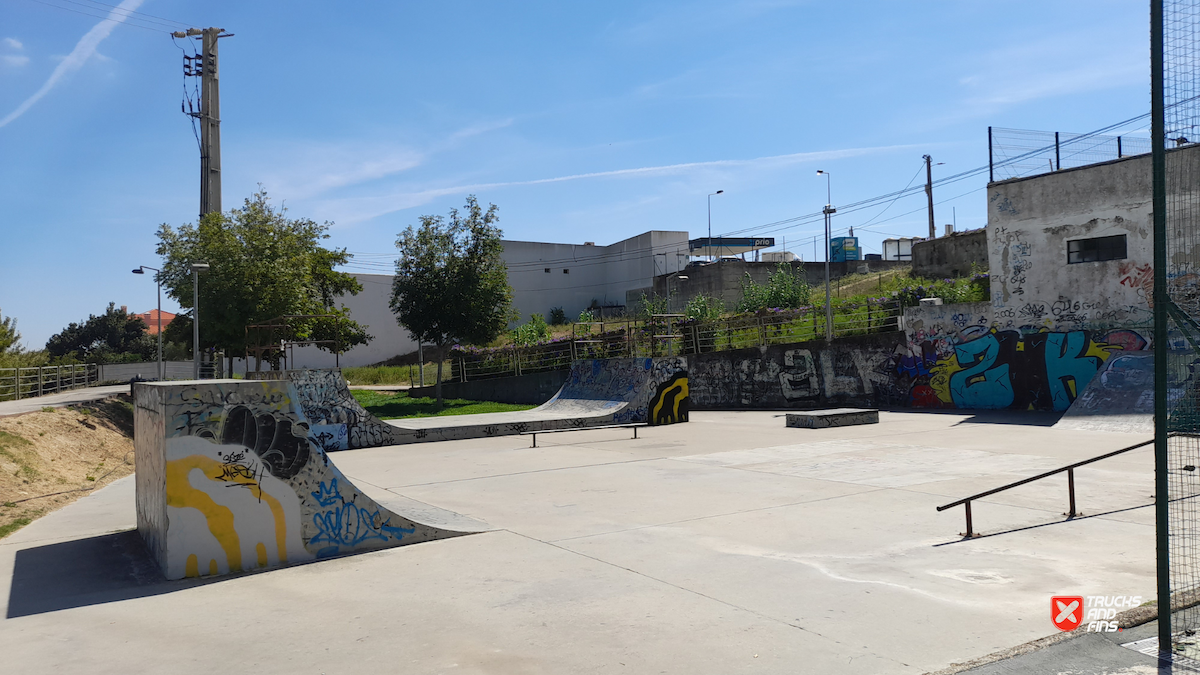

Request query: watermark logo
[
  {"left": 1052, "top": 596, "right": 1084, "bottom": 631},
  {"left": 1051, "top": 595, "right": 1142, "bottom": 632}
]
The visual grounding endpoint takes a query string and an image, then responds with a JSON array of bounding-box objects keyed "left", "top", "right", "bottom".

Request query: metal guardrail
[
  {"left": 0, "top": 364, "right": 99, "bottom": 402},
  {"left": 936, "top": 438, "right": 1155, "bottom": 537}
]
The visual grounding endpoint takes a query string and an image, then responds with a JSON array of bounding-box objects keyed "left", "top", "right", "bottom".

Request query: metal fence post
[
  {"left": 988, "top": 126, "right": 994, "bottom": 183},
  {"left": 37, "top": 366, "right": 43, "bottom": 397},
  {"left": 1054, "top": 131, "right": 1061, "bottom": 171}
]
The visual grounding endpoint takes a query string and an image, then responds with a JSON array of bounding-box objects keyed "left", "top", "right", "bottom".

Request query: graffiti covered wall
[
  {"left": 552, "top": 357, "right": 689, "bottom": 425},
  {"left": 245, "top": 369, "right": 401, "bottom": 451},
  {"left": 687, "top": 333, "right": 906, "bottom": 409},
  {"left": 134, "top": 380, "right": 473, "bottom": 580},
  {"left": 899, "top": 301, "right": 1151, "bottom": 411}
]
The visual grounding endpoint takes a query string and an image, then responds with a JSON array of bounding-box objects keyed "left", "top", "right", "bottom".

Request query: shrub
[
  {"left": 547, "top": 307, "right": 567, "bottom": 325},
  {"left": 511, "top": 314, "right": 551, "bottom": 347},
  {"left": 684, "top": 294, "right": 724, "bottom": 322},
  {"left": 738, "top": 263, "right": 811, "bottom": 312}
]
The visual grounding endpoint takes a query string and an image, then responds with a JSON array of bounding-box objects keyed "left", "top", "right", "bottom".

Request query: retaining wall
[{"left": 687, "top": 332, "right": 906, "bottom": 410}]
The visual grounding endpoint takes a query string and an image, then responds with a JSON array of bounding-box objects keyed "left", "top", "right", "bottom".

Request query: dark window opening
[
  {"left": 1067, "top": 234, "right": 1127, "bottom": 264},
  {"left": 563, "top": 268, "right": 570, "bottom": 274},
  {"left": 544, "top": 268, "right": 550, "bottom": 273}
]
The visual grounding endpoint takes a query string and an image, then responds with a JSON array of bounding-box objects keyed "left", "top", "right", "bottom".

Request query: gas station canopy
[{"left": 688, "top": 237, "right": 776, "bottom": 257}]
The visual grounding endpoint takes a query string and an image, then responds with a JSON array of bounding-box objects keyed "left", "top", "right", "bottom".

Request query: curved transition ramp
[
  {"left": 384, "top": 357, "right": 690, "bottom": 442},
  {"left": 133, "top": 380, "right": 487, "bottom": 580},
  {"left": 1054, "top": 351, "right": 1153, "bottom": 434},
  {"left": 247, "top": 358, "right": 689, "bottom": 447}
]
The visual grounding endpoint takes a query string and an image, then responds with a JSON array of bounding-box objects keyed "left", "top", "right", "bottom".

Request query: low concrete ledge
[{"left": 786, "top": 408, "right": 879, "bottom": 429}]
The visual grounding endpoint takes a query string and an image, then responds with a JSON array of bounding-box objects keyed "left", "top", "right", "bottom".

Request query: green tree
[
  {"left": 0, "top": 308, "right": 20, "bottom": 355},
  {"left": 45, "top": 303, "right": 155, "bottom": 363},
  {"left": 155, "top": 189, "right": 372, "bottom": 372},
  {"left": 390, "top": 195, "right": 514, "bottom": 407}
]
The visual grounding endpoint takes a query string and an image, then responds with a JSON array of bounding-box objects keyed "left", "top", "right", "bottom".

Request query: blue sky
[{"left": 1, "top": 0, "right": 1149, "bottom": 348}]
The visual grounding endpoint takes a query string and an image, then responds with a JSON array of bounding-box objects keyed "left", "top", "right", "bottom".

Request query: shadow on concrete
[
  {"left": 932, "top": 501, "right": 1154, "bottom": 547},
  {"left": 950, "top": 409, "right": 1065, "bottom": 427},
  {"left": 6, "top": 530, "right": 211, "bottom": 618}
]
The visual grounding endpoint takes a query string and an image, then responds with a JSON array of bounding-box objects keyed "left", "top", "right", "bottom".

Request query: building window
[
  {"left": 544, "top": 268, "right": 550, "bottom": 273},
  {"left": 1067, "top": 234, "right": 1126, "bottom": 264},
  {"left": 563, "top": 268, "right": 569, "bottom": 274}
]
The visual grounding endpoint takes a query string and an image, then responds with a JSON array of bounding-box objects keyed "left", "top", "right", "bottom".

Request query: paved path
[
  {"left": 0, "top": 409, "right": 1160, "bottom": 673},
  {"left": 0, "top": 384, "right": 129, "bottom": 417}
]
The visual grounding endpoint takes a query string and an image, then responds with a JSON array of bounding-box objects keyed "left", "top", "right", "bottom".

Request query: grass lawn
[{"left": 351, "top": 390, "right": 537, "bottom": 419}]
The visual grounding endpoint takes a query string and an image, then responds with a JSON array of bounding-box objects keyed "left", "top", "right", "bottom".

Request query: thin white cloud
[
  {"left": 1, "top": 55, "right": 30, "bottom": 68},
  {"left": 0, "top": 0, "right": 144, "bottom": 129},
  {"left": 4, "top": 38, "right": 23, "bottom": 50},
  {"left": 314, "top": 143, "right": 915, "bottom": 225},
  {"left": 448, "top": 118, "right": 514, "bottom": 141}
]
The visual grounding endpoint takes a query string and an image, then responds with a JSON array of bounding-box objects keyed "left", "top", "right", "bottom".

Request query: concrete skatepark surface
[{"left": 0, "top": 407, "right": 1161, "bottom": 673}]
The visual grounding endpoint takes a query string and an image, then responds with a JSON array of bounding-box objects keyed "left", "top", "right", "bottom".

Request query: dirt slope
[{"left": 0, "top": 397, "right": 135, "bottom": 539}]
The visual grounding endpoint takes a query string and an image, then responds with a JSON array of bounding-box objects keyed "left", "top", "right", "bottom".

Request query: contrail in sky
[{"left": 0, "top": 0, "right": 146, "bottom": 129}]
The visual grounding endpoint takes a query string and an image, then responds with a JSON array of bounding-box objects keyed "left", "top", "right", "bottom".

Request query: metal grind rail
[{"left": 936, "top": 438, "right": 1155, "bottom": 537}]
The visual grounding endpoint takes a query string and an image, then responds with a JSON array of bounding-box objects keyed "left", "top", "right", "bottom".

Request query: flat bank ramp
[
  {"left": 386, "top": 357, "right": 690, "bottom": 442},
  {"left": 134, "top": 379, "right": 484, "bottom": 580},
  {"left": 1054, "top": 351, "right": 1153, "bottom": 434}
]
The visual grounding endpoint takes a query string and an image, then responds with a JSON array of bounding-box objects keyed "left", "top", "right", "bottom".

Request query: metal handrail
[{"left": 936, "top": 437, "right": 1155, "bottom": 537}]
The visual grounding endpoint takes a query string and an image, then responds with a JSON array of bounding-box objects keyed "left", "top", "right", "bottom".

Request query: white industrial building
[{"left": 278, "top": 230, "right": 690, "bottom": 369}]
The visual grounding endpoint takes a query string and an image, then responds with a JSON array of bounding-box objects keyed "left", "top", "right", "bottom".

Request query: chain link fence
[
  {"left": 989, "top": 126, "right": 1152, "bottom": 182},
  {"left": 1158, "top": 0, "right": 1200, "bottom": 654}
]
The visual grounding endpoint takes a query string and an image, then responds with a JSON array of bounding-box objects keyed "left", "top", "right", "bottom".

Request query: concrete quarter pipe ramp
[
  {"left": 1054, "top": 351, "right": 1153, "bottom": 434},
  {"left": 384, "top": 357, "right": 690, "bottom": 442},
  {"left": 134, "top": 380, "right": 484, "bottom": 580}
]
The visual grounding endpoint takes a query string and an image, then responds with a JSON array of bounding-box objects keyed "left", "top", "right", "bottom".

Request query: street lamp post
[
  {"left": 131, "top": 266, "right": 163, "bottom": 380},
  {"left": 816, "top": 170, "right": 835, "bottom": 341},
  {"left": 190, "top": 262, "right": 210, "bottom": 379},
  {"left": 708, "top": 190, "right": 724, "bottom": 261}
]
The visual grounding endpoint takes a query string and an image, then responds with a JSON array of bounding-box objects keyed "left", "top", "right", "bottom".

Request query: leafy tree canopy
[
  {"left": 45, "top": 302, "right": 154, "bottom": 363},
  {"left": 390, "top": 195, "right": 514, "bottom": 404},
  {"left": 0, "top": 308, "right": 20, "bottom": 355},
  {"left": 155, "top": 189, "right": 372, "bottom": 363}
]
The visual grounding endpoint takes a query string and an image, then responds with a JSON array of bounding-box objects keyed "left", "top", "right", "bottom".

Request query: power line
[
  {"left": 715, "top": 109, "right": 1166, "bottom": 240},
  {"left": 22, "top": 0, "right": 188, "bottom": 32}
]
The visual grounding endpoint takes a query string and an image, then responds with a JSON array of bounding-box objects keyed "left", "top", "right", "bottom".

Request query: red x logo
[{"left": 1052, "top": 596, "right": 1084, "bottom": 631}]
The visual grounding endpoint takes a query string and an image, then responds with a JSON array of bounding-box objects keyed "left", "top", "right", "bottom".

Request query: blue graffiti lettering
[{"left": 949, "top": 335, "right": 1015, "bottom": 409}]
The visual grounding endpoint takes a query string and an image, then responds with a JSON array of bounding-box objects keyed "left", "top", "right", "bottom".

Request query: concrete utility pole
[
  {"left": 924, "top": 154, "right": 935, "bottom": 240},
  {"left": 175, "top": 27, "right": 231, "bottom": 218}
]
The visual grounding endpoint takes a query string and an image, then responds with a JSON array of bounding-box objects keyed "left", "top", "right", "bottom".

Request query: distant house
[{"left": 133, "top": 308, "right": 176, "bottom": 335}]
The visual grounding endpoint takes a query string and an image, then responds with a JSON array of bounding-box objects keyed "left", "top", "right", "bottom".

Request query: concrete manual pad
[
  {"left": 0, "top": 409, "right": 1164, "bottom": 673},
  {"left": 786, "top": 407, "right": 879, "bottom": 428}
]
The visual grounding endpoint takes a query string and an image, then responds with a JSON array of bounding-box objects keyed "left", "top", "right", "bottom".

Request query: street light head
[
  {"left": 190, "top": 262, "right": 210, "bottom": 272},
  {"left": 715, "top": 190, "right": 724, "bottom": 195},
  {"left": 816, "top": 170, "right": 826, "bottom": 175},
  {"left": 132, "top": 268, "right": 144, "bottom": 274}
]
